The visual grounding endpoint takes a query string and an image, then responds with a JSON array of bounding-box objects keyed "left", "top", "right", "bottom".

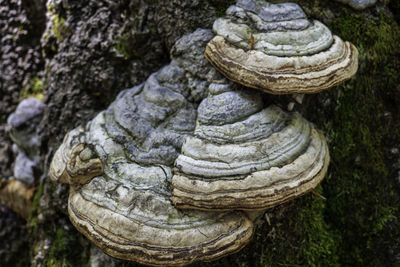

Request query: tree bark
[{"left": 1, "top": 0, "right": 400, "bottom": 266}]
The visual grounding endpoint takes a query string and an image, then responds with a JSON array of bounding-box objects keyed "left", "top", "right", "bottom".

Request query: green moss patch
[
  {"left": 48, "top": 3, "right": 69, "bottom": 43},
  {"left": 19, "top": 77, "right": 44, "bottom": 101},
  {"left": 304, "top": 10, "right": 400, "bottom": 266}
]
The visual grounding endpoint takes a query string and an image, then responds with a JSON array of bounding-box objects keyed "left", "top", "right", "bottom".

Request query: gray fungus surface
[
  {"left": 205, "top": 0, "right": 359, "bottom": 94},
  {"left": 50, "top": 29, "right": 254, "bottom": 266}
]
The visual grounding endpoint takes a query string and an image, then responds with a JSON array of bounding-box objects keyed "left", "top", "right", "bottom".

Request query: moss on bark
[{"left": 311, "top": 10, "right": 400, "bottom": 266}]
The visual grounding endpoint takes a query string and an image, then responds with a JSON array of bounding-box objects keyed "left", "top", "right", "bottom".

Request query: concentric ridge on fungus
[
  {"left": 204, "top": 0, "right": 359, "bottom": 94},
  {"left": 49, "top": 29, "right": 254, "bottom": 266},
  {"left": 172, "top": 82, "right": 330, "bottom": 210}
]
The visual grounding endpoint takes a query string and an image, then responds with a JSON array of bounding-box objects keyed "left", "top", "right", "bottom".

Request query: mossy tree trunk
[{"left": 0, "top": 0, "right": 399, "bottom": 266}]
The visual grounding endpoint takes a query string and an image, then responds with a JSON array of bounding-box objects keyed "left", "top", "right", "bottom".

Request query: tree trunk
[{"left": 1, "top": 0, "right": 400, "bottom": 266}]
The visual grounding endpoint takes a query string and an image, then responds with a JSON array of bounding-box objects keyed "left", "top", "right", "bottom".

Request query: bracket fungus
[
  {"left": 49, "top": 29, "right": 254, "bottom": 266},
  {"left": 7, "top": 98, "right": 44, "bottom": 166},
  {"left": 204, "top": 0, "right": 359, "bottom": 94},
  {"left": 2, "top": 98, "right": 45, "bottom": 219},
  {"left": 48, "top": 1, "right": 345, "bottom": 263},
  {"left": 172, "top": 82, "right": 330, "bottom": 210}
]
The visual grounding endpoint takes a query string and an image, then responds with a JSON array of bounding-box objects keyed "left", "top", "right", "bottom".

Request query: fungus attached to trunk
[
  {"left": 49, "top": 29, "right": 254, "bottom": 266},
  {"left": 3, "top": 98, "right": 45, "bottom": 219},
  {"left": 204, "top": 0, "right": 359, "bottom": 94},
  {"left": 172, "top": 81, "right": 330, "bottom": 210}
]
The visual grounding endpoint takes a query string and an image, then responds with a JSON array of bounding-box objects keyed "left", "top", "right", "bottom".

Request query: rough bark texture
[
  {"left": 0, "top": 0, "right": 399, "bottom": 266},
  {"left": 0, "top": 205, "right": 29, "bottom": 266}
]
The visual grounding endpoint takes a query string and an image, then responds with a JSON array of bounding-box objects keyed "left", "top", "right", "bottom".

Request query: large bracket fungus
[
  {"left": 50, "top": 29, "right": 254, "bottom": 266},
  {"left": 204, "top": 0, "right": 359, "bottom": 94},
  {"left": 172, "top": 82, "right": 330, "bottom": 210},
  {"left": 48, "top": 1, "right": 355, "bottom": 264}
]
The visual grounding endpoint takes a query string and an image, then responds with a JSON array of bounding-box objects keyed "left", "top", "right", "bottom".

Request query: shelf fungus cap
[
  {"left": 204, "top": 0, "right": 359, "bottom": 94},
  {"left": 172, "top": 82, "right": 330, "bottom": 210},
  {"left": 50, "top": 29, "right": 254, "bottom": 266},
  {"left": 65, "top": 98, "right": 253, "bottom": 266},
  {"left": 69, "top": 173, "right": 253, "bottom": 266}
]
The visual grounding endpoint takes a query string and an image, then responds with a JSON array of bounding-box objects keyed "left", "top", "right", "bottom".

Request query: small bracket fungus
[
  {"left": 49, "top": 30, "right": 254, "bottom": 266},
  {"left": 204, "top": 0, "right": 359, "bottom": 94},
  {"left": 7, "top": 97, "right": 45, "bottom": 184},
  {"left": 172, "top": 82, "right": 330, "bottom": 210},
  {"left": 7, "top": 98, "right": 45, "bottom": 157},
  {"left": 2, "top": 98, "right": 45, "bottom": 219}
]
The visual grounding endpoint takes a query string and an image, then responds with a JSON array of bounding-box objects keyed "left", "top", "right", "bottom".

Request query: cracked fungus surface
[
  {"left": 49, "top": 29, "right": 254, "bottom": 266},
  {"left": 204, "top": 0, "right": 359, "bottom": 94}
]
